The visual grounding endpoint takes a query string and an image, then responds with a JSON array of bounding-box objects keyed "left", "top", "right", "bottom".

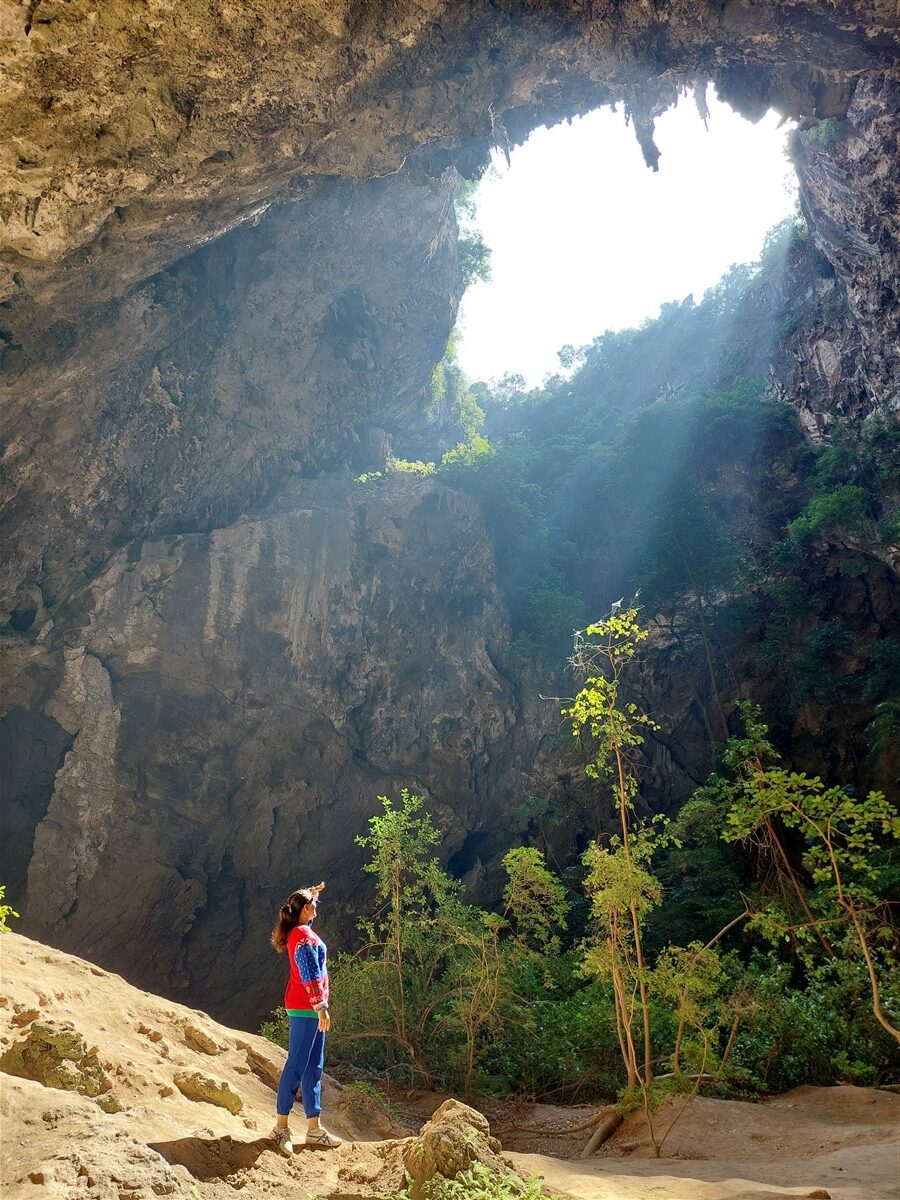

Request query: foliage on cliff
[
  {"left": 263, "top": 655, "right": 898, "bottom": 1101},
  {"left": 440, "top": 220, "right": 899, "bottom": 784}
]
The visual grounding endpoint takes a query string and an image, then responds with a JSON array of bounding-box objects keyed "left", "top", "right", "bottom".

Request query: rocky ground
[
  {"left": 2, "top": 933, "right": 898, "bottom": 1200},
  {"left": 0, "top": 933, "right": 416, "bottom": 1199}
]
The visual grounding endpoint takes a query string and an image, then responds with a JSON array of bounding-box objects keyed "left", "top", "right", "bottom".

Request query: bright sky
[{"left": 456, "top": 92, "right": 798, "bottom": 386}]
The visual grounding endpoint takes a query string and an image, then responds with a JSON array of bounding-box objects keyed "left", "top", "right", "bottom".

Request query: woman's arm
[{"left": 293, "top": 940, "right": 329, "bottom": 1011}]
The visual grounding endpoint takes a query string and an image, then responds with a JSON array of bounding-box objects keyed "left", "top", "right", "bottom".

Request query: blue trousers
[{"left": 276, "top": 1015, "right": 325, "bottom": 1118}]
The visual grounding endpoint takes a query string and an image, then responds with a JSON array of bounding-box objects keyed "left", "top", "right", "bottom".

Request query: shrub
[
  {"left": 0, "top": 885, "right": 19, "bottom": 933},
  {"left": 257, "top": 1006, "right": 288, "bottom": 1050},
  {"left": 806, "top": 117, "right": 850, "bottom": 148},
  {"left": 786, "top": 484, "right": 868, "bottom": 542},
  {"left": 727, "top": 958, "right": 898, "bottom": 1092},
  {"left": 391, "top": 1160, "right": 552, "bottom": 1200},
  {"left": 440, "top": 433, "right": 495, "bottom": 469}
]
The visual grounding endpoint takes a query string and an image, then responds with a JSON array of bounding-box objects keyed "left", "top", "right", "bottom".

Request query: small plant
[
  {"left": 342, "top": 1080, "right": 402, "bottom": 1124},
  {"left": 389, "top": 1160, "right": 551, "bottom": 1200},
  {"left": 0, "top": 885, "right": 19, "bottom": 933},
  {"left": 786, "top": 484, "right": 868, "bottom": 543},
  {"left": 806, "top": 117, "right": 850, "bottom": 148},
  {"left": 356, "top": 458, "right": 436, "bottom": 482},
  {"left": 391, "top": 457, "right": 436, "bottom": 476},
  {"left": 440, "top": 433, "right": 495, "bottom": 470}
]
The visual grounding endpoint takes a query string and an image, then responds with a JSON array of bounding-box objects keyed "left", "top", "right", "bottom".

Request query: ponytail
[{"left": 271, "top": 888, "right": 314, "bottom": 952}]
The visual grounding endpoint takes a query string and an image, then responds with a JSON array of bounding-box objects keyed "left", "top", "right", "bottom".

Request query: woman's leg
[
  {"left": 275, "top": 1017, "right": 317, "bottom": 1118},
  {"left": 300, "top": 1027, "right": 325, "bottom": 1124}
]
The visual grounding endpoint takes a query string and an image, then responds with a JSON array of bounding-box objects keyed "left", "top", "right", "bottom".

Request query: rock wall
[
  {"left": 1, "top": 173, "right": 460, "bottom": 622},
  {"left": 5, "top": 475, "right": 527, "bottom": 1025},
  {"left": 791, "top": 74, "right": 900, "bottom": 432}
]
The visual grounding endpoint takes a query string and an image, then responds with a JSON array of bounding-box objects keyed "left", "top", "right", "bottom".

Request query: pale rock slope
[
  {"left": 0, "top": 933, "right": 410, "bottom": 1200},
  {"left": 2, "top": 933, "right": 898, "bottom": 1200}
]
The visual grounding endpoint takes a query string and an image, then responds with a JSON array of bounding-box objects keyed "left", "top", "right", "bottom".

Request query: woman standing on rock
[{"left": 270, "top": 881, "right": 343, "bottom": 1151}]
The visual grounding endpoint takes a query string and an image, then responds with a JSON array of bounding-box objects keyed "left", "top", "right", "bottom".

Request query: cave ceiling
[{"left": 2, "top": 1, "right": 898, "bottom": 312}]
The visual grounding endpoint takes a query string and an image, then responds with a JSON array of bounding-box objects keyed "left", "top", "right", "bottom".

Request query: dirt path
[
  {"left": 512, "top": 1141, "right": 899, "bottom": 1200},
  {"left": 564, "top": 1083, "right": 900, "bottom": 1200}
]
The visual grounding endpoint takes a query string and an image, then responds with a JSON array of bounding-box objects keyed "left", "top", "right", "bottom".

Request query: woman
[{"left": 269, "top": 881, "right": 343, "bottom": 1151}]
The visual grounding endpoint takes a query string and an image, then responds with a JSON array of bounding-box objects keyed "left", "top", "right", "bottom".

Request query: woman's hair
[{"left": 271, "top": 888, "right": 314, "bottom": 952}]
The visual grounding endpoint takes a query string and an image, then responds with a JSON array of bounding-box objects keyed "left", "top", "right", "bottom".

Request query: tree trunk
[{"left": 581, "top": 1110, "right": 624, "bottom": 1158}]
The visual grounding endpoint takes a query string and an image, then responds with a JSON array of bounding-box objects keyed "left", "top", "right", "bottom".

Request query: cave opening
[
  {"left": 406, "top": 86, "right": 819, "bottom": 714},
  {"left": 456, "top": 88, "right": 799, "bottom": 387}
]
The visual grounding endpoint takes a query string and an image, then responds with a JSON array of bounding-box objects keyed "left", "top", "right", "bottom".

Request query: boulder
[
  {"left": 0, "top": 1020, "right": 113, "bottom": 1102},
  {"left": 403, "top": 1099, "right": 510, "bottom": 1200}
]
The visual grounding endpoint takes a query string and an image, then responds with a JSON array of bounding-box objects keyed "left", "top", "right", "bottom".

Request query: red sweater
[{"left": 284, "top": 924, "right": 329, "bottom": 1014}]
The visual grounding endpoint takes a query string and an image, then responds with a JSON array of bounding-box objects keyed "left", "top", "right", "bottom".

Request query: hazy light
[{"left": 456, "top": 93, "right": 798, "bottom": 386}]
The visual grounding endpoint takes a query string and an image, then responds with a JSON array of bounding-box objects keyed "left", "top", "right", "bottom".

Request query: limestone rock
[
  {"left": 794, "top": 75, "right": 900, "bottom": 428},
  {"left": 0, "top": 934, "right": 376, "bottom": 1198},
  {"left": 0, "top": 1020, "right": 113, "bottom": 1101},
  {"left": 403, "top": 1099, "right": 506, "bottom": 1199},
  {"left": 173, "top": 1071, "right": 243, "bottom": 1115},
  {"left": 183, "top": 1025, "right": 221, "bottom": 1056},
  {"left": 0, "top": 174, "right": 460, "bottom": 623},
  {"left": 2, "top": 1078, "right": 194, "bottom": 1200},
  {"left": 334, "top": 1084, "right": 413, "bottom": 1141},
  {"left": 10, "top": 1005, "right": 40, "bottom": 1027},
  {"left": 10, "top": 475, "right": 517, "bottom": 1027},
  {"left": 2, "top": 1, "right": 897, "bottom": 313},
  {"left": 245, "top": 1048, "right": 282, "bottom": 1092}
]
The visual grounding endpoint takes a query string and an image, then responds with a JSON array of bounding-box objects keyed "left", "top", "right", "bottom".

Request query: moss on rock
[
  {"left": 173, "top": 1071, "right": 243, "bottom": 1114},
  {"left": 0, "top": 1020, "right": 113, "bottom": 1100}
]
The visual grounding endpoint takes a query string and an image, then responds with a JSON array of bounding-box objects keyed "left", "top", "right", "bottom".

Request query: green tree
[
  {"left": 334, "top": 790, "right": 506, "bottom": 1091},
  {"left": 709, "top": 704, "right": 899, "bottom": 1043},
  {"left": 502, "top": 846, "right": 568, "bottom": 961},
  {"left": 566, "top": 609, "right": 662, "bottom": 1087}
]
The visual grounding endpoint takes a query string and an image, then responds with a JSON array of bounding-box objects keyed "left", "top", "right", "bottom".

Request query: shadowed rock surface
[
  {"left": 7, "top": 475, "right": 528, "bottom": 1023},
  {"left": 1, "top": 174, "right": 460, "bottom": 620}
]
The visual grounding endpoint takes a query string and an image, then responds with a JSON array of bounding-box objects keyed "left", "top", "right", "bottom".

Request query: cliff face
[
  {"left": 791, "top": 74, "right": 900, "bottom": 433},
  {"left": 1, "top": 173, "right": 460, "bottom": 622},
  {"left": 5, "top": 476, "right": 523, "bottom": 1025},
  {"left": 2, "top": 3, "right": 899, "bottom": 1025}
]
